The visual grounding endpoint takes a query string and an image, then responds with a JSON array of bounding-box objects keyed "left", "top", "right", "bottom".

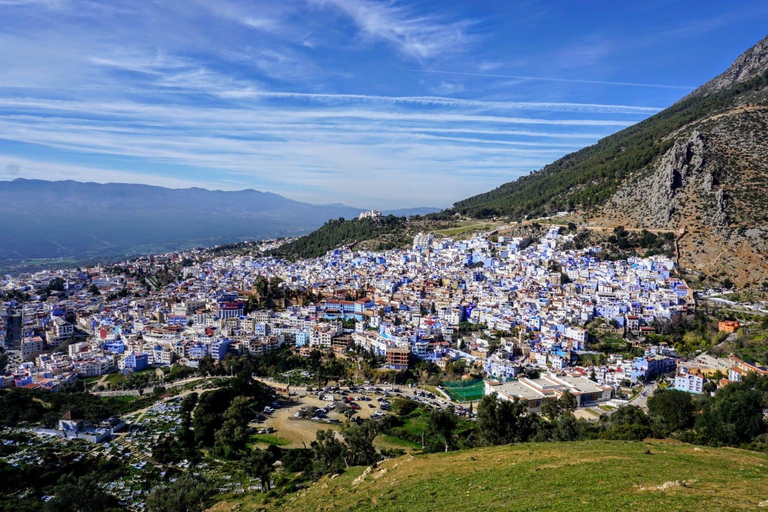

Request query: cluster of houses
[{"left": 1, "top": 225, "right": 763, "bottom": 404}]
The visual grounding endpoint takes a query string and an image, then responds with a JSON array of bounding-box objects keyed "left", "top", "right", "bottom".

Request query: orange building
[
  {"left": 386, "top": 347, "right": 410, "bottom": 369},
  {"left": 718, "top": 320, "right": 740, "bottom": 333}
]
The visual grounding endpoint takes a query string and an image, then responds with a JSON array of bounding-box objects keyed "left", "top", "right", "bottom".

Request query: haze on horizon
[{"left": 1, "top": 0, "right": 767, "bottom": 209}]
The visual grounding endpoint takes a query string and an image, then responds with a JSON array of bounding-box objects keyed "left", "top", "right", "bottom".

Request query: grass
[
  {"left": 104, "top": 368, "right": 157, "bottom": 385},
  {"left": 393, "top": 411, "right": 429, "bottom": 439},
  {"left": 434, "top": 221, "right": 494, "bottom": 237},
  {"left": 374, "top": 434, "right": 422, "bottom": 451},
  {"left": 220, "top": 440, "right": 768, "bottom": 511},
  {"left": 249, "top": 434, "right": 290, "bottom": 447},
  {"left": 104, "top": 395, "right": 139, "bottom": 404},
  {"left": 387, "top": 406, "right": 475, "bottom": 449}
]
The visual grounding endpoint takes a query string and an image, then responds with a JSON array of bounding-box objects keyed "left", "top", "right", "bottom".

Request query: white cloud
[
  {"left": 0, "top": 89, "right": 639, "bottom": 206},
  {"left": 314, "top": 0, "right": 472, "bottom": 60},
  {"left": 0, "top": 0, "right": 670, "bottom": 207},
  {"left": 415, "top": 69, "right": 695, "bottom": 90}
]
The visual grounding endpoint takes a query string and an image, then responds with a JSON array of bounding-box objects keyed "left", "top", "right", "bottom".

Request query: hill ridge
[
  {"left": 213, "top": 440, "right": 768, "bottom": 512},
  {"left": 451, "top": 34, "right": 768, "bottom": 287}
]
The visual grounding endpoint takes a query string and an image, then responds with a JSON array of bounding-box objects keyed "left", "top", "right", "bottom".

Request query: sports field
[{"left": 442, "top": 379, "right": 485, "bottom": 402}]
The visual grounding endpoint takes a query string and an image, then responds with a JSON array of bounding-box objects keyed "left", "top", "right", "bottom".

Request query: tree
[
  {"left": 197, "top": 355, "right": 216, "bottom": 378},
  {"left": 541, "top": 391, "right": 577, "bottom": 421},
  {"left": 341, "top": 421, "right": 380, "bottom": 467},
  {"left": 310, "top": 429, "right": 346, "bottom": 478},
  {"left": 696, "top": 383, "right": 765, "bottom": 446},
  {"left": 45, "top": 473, "right": 119, "bottom": 512},
  {"left": 427, "top": 407, "right": 458, "bottom": 452},
  {"left": 540, "top": 399, "right": 559, "bottom": 421},
  {"left": 608, "top": 405, "right": 649, "bottom": 427},
  {"left": 215, "top": 396, "right": 253, "bottom": 458},
  {"left": 599, "top": 405, "right": 650, "bottom": 441},
  {"left": 551, "top": 413, "right": 585, "bottom": 441},
  {"left": 146, "top": 474, "right": 214, "bottom": 512},
  {"left": 477, "top": 394, "right": 540, "bottom": 445},
  {"left": 0, "top": 348, "right": 8, "bottom": 375},
  {"left": 243, "top": 449, "right": 274, "bottom": 492},
  {"left": 193, "top": 388, "right": 231, "bottom": 447},
  {"left": 560, "top": 390, "right": 577, "bottom": 413},
  {"left": 647, "top": 389, "right": 695, "bottom": 434}
]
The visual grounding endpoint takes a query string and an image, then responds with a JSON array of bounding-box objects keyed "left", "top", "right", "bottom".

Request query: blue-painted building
[
  {"left": 210, "top": 338, "right": 232, "bottom": 361},
  {"left": 122, "top": 353, "right": 149, "bottom": 372},
  {"left": 630, "top": 356, "right": 676, "bottom": 382},
  {"left": 104, "top": 340, "right": 126, "bottom": 354}
]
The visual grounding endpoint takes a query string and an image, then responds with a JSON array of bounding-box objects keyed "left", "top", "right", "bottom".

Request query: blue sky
[{"left": 0, "top": 0, "right": 766, "bottom": 208}]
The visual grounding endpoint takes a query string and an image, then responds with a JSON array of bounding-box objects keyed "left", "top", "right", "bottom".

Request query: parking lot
[{"left": 251, "top": 383, "right": 457, "bottom": 448}]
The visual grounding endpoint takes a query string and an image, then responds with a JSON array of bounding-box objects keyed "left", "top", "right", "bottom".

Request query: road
[
  {"left": 92, "top": 375, "right": 229, "bottom": 397},
  {"left": 628, "top": 381, "right": 658, "bottom": 411}
]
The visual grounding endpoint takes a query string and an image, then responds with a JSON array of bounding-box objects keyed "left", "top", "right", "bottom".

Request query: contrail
[
  {"left": 0, "top": 83, "right": 661, "bottom": 113},
  {"left": 413, "top": 69, "right": 695, "bottom": 90}
]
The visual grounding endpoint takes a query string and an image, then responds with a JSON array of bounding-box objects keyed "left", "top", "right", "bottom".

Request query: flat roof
[{"left": 494, "top": 380, "right": 546, "bottom": 401}]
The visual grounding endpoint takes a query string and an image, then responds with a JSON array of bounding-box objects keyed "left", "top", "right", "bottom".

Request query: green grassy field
[
  {"left": 249, "top": 434, "right": 290, "bottom": 447},
  {"left": 433, "top": 221, "right": 494, "bottom": 237},
  {"left": 373, "top": 434, "right": 422, "bottom": 452},
  {"left": 212, "top": 440, "right": 768, "bottom": 512}
]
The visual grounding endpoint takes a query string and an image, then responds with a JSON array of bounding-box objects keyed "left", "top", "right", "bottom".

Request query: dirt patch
[
  {"left": 637, "top": 480, "right": 690, "bottom": 492},
  {"left": 257, "top": 393, "right": 386, "bottom": 449}
]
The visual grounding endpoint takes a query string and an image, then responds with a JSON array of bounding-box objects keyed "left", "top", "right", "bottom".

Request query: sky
[{"left": 0, "top": 1, "right": 766, "bottom": 209}]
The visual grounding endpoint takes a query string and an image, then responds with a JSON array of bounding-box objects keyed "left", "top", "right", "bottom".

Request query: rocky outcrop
[
  {"left": 684, "top": 35, "right": 768, "bottom": 99},
  {"left": 607, "top": 131, "right": 727, "bottom": 229},
  {"left": 456, "top": 33, "right": 768, "bottom": 287}
]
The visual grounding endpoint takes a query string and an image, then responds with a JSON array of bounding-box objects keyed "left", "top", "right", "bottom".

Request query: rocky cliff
[
  {"left": 597, "top": 93, "right": 768, "bottom": 286},
  {"left": 453, "top": 34, "right": 768, "bottom": 287},
  {"left": 684, "top": 34, "right": 768, "bottom": 98}
]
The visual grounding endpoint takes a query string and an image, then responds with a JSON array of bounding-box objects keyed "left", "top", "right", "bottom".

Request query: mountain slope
[
  {"left": 213, "top": 440, "right": 768, "bottom": 512},
  {"left": 267, "top": 216, "right": 410, "bottom": 260},
  {"left": 0, "top": 179, "right": 359, "bottom": 263},
  {"left": 453, "top": 35, "right": 768, "bottom": 286}
]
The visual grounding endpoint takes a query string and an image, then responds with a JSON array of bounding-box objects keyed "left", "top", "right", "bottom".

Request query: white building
[
  {"left": 413, "top": 232, "right": 434, "bottom": 250},
  {"left": 50, "top": 316, "right": 74, "bottom": 345},
  {"left": 674, "top": 373, "right": 704, "bottom": 394},
  {"left": 21, "top": 337, "right": 44, "bottom": 361},
  {"left": 359, "top": 209, "right": 382, "bottom": 220}
]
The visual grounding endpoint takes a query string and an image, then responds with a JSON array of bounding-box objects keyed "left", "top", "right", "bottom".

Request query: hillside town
[{"left": 2, "top": 225, "right": 763, "bottom": 409}]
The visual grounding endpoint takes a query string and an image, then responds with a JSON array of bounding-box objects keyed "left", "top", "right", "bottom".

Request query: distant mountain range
[
  {"left": 453, "top": 34, "right": 768, "bottom": 286},
  {"left": 0, "top": 179, "right": 439, "bottom": 265}
]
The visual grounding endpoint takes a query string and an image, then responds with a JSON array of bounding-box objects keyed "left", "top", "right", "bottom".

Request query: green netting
[
  {"left": 442, "top": 379, "right": 485, "bottom": 402},
  {"left": 443, "top": 378, "right": 482, "bottom": 388}
]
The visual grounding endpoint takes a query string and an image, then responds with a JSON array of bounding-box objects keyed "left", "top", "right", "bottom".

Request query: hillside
[
  {"left": 267, "top": 216, "right": 410, "bottom": 260},
  {"left": 213, "top": 440, "right": 768, "bottom": 511},
  {"left": 0, "top": 179, "right": 437, "bottom": 270},
  {"left": 452, "top": 35, "right": 768, "bottom": 287}
]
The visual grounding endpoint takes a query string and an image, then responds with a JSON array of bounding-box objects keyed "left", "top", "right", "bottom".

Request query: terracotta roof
[{"left": 60, "top": 410, "right": 82, "bottom": 421}]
